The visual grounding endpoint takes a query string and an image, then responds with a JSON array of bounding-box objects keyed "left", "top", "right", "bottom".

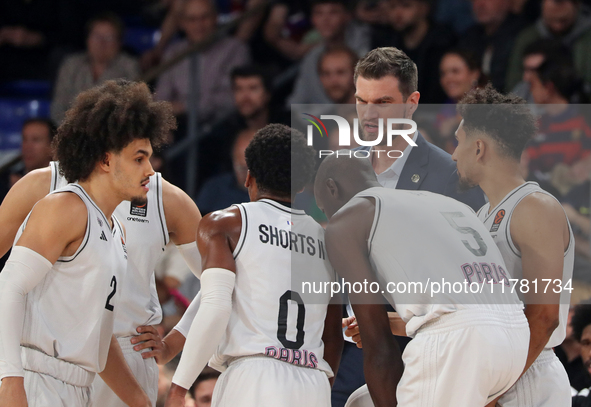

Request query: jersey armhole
[
  {"left": 232, "top": 204, "right": 247, "bottom": 260},
  {"left": 50, "top": 161, "right": 59, "bottom": 193},
  {"left": 55, "top": 191, "right": 91, "bottom": 263},
  {"left": 154, "top": 173, "right": 170, "bottom": 247},
  {"left": 357, "top": 194, "right": 381, "bottom": 256}
]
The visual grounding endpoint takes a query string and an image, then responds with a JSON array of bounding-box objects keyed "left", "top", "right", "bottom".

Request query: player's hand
[
  {"left": 164, "top": 383, "right": 187, "bottom": 407},
  {"left": 344, "top": 313, "right": 408, "bottom": 348},
  {"left": 0, "top": 376, "right": 28, "bottom": 407},
  {"left": 131, "top": 325, "right": 165, "bottom": 363},
  {"left": 343, "top": 316, "right": 363, "bottom": 348}
]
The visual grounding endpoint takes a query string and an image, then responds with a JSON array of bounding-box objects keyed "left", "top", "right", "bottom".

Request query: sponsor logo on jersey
[
  {"left": 490, "top": 209, "right": 506, "bottom": 232},
  {"left": 130, "top": 201, "right": 148, "bottom": 217},
  {"left": 100, "top": 231, "right": 108, "bottom": 241},
  {"left": 127, "top": 217, "right": 150, "bottom": 223}
]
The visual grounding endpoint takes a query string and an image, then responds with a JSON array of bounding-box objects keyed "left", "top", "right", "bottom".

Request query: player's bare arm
[
  {"left": 0, "top": 193, "right": 87, "bottom": 407},
  {"left": 510, "top": 192, "right": 569, "bottom": 374},
  {"left": 132, "top": 178, "right": 203, "bottom": 359},
  {"left": 98, "top": 335, "right": 152, "bottom": 407},
  {"left": 323, "top": 301, "right": 345, "bottom": 386},
  {"left": 162, "top": 178, "right": 202, "bottom": 245},
  {"left": 325, "top": 198, "right": 403, "bottom": 407},
  {"left": 0, "top": 166, "right": 52, "bottom": 257},
  {"left": 165, "top": 207, "right": 241, "bottom": 407}
]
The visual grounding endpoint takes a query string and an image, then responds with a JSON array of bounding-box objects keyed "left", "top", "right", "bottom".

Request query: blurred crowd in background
[{"left": 2, "top": 0, "right": 591, "bottom": 405}]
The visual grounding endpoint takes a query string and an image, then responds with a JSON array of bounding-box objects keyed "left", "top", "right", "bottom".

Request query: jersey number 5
[
  {"left": 105, "top": 276, "right": 117, "bottom": 311},
  {"left": 277, "top": 290, "right": 305, "bottom": 349},
  {"left": 441, "top": 212, "right": 487, "bottom": 256}
]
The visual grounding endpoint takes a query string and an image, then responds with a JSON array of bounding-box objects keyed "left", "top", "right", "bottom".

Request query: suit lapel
[{"left": 397, "top": 132, "right": 430, "bottom": 190}]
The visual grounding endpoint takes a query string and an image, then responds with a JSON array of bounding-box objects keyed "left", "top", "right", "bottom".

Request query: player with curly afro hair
[
  {"left": 245, "top": 123, "right": 316, "bottom": 199},
  {"left": 0, "top": 80, "right": 178, "bottom": 406},
  {"left": 53, "top": 79, "right": 175, "bottom": 182}
]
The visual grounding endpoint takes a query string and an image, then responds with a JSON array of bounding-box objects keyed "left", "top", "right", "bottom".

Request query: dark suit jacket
[{"left": 358, "top": 132, "right": 485, "bottom": 211}]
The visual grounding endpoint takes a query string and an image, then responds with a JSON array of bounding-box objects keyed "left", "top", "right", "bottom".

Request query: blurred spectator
[
  {"left": 263, "top": 0, "right": 315, "bottom": 63},
  {"left": 572, "top": 303, "right": 591, "bottom": 406},
  {"left": 557, "top": 307, "right": 591, "bottom": 391},
  {"left": 196, "top": 128, "right": 253, "bottom": 214},
  {"left": 434, "top": 49, "right": 484, "bottom": 153},
  {"left": 507, "top": 0, "right": 591, "bottom": 92},
  {"left": 0, "top": 0, "right": 63, "bottom": 81},
  {"left": 141, "top": 0, "right": 264, "bottom": 72},
  {"left": 9, "top": 118, "right": 55, "bottom": 188},
  {"left": 459, "top": 0, "right": 525, "bottom": 92},
  {"left": 372, "top": 0, "right": 456, "bottom": 103},
  {"left": 288, "top": 0, "right": 371, "bottom": 105},
  {"left": 563, "top": 181, "right": 591, "bottom": 284},
  {"left": 51, "top": 13, "right": 139, "bottom": 124},
  {"left": 196, "top": 65, "right": 289, "bottom": 189},
  {"left": 318, "top": 44, "right": 358, "bottom": 104},
  {"left": 510, "top": 39, "right": 572, "bottom": 104},
  {"left": 140, "top": 0, "right": 185, "bottom": 71},
  {"left": 189, "top": 368, "right": 220, "bottom": 407},
  {"left": 155, "top": 0, "right": 250, "bottom": 124},
  {"left": 433, "top": 0, "right": 475, "bottom": 34},
  {"left": 355, "top": 0, "right": 390, "bottom": 26},
  {"left": 526, "top": 58, "right": 591, "bottom": 195},
  {"left": 439, "top": 49, "right": 484, "bottom": 103}
]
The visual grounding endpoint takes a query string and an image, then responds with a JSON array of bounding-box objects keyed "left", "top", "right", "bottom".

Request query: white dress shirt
[{"left": 372, "top": 131, "right": 418, "bottom": 189}]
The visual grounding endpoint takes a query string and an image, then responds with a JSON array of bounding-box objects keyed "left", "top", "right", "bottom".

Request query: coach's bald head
[{"left": 314, "top": 151, "right": 380, "bottom": 219}]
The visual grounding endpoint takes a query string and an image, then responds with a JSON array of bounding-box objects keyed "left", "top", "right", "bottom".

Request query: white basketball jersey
[
  {"left": 18, "top": 184, "right": 127, "bottom": 373},
  {"left": 50, "top": 162, "right": 169, "bottom": 336},
  {"left": 210, "top": 199, "right": 336, "bottom": 377},
  {"left": 352, "top": 187, "right": 522, "bottom": 337},
  {"left": 477, "top": 182, "right": 575, "bottom": 348}
]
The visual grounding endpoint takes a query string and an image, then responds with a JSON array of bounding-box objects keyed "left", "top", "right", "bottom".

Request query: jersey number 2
[
  {"left": 105, "top": 276, "right": 117, "bottom": 311},
  {"left": 277, "top": 290, "right": 305, "bottom": 349}
]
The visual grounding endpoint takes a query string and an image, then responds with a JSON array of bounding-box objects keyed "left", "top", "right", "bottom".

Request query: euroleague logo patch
[
  {"left": 130, "top": 200, "right": 148, "bottom": 217},
  {"left": 490, "top": 209, "right": 506, "bottom": 232}
]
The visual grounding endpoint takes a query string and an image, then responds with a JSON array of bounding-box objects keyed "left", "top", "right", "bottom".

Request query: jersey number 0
[{"left": 277, "top": 290, "right": 305, "bottom": 349}]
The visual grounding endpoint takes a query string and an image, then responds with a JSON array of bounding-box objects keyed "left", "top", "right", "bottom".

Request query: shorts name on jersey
[
  {"left": 264, "top": 346, "right": 318, "bottom": 368},
  {"left": 258, "top": 224, "right": 326, "bottom": 259}
]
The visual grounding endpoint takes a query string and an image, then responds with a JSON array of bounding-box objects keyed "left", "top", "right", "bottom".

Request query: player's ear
[
  {"left": 244, "top": 170, "right": 252, "bottom": 189},
  {"left": 475, "top": 139, "right": 485, "bottom": 161},
  {"left": 326, "top": 178, "right": 338, "bottom": 198},
  {"left": 99, "top": 152, "right": 113, "bottom": 173}
]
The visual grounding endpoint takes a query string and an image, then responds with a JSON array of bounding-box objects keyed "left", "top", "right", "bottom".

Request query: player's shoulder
[
  {"left": 161, "top": 175, "right": 193, "bottom": 208},
  {"left": 514, "top": 191, "right": 564, "bottom": 219},
  {"left": 13, "top": 166, "right": 52, "bottom": 193},
  {"left": 29, "top": 190, "right": 88, "bottom": 231},
  {"left": 198, "top": 205, "right": 242, "bottom": 237},
  {"left": 327, "top": 197, "right": 375, "bottom": 238},
  {"left": 512, "top": 191, "right": 567, "bottom": 234},
  {"left": 161, "top": 175, "right": 202, "bottom": 227}
]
